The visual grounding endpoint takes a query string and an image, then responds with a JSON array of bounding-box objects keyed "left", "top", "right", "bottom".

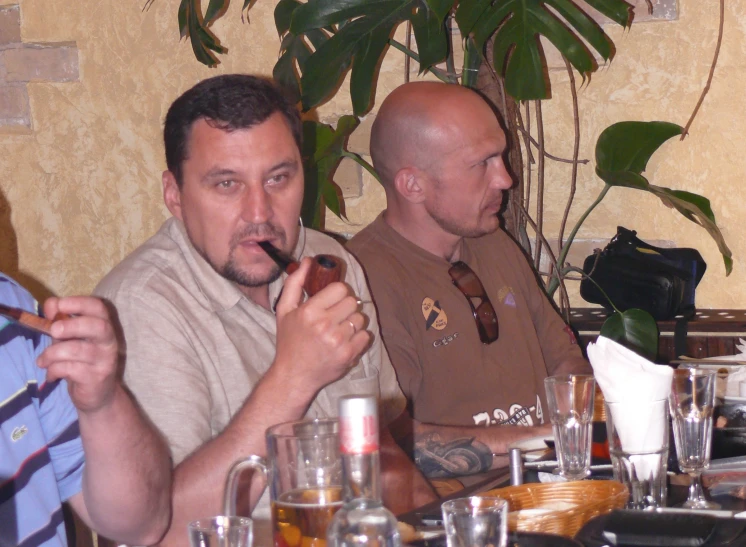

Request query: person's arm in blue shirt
[{"left": 37, "top": 296, "right": 172, "bottom": 546}]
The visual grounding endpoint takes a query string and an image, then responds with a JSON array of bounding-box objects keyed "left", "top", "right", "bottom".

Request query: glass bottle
[{"left": 327, "top": 395, "right": 401, "bottom": 547}]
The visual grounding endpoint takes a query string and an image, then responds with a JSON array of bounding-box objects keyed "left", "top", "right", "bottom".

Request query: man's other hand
[
  {"left": 36, "top": 296, "right": 119, "bottom": 414},
  {"left": 274, "top": 258, "right": 372, "bottom": 395}
]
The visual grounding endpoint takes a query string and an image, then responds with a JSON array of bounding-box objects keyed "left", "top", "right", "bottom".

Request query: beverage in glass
[
  {"left": 544, "top": 375, "right": 595, "bottom": 480},
  {"left": 273, "top": 487, "right": 343, "bottom": 547},
  {"left": 224, "top": 419, "right": 341, "bottom": 547}
]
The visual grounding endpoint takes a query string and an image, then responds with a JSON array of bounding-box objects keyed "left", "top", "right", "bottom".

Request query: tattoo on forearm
[{"left": 414, "top": 433, "right": 493, "bottom": 478}]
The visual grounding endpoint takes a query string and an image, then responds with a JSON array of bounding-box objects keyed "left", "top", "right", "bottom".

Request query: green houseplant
[{"left": 156, "top": 0, "right": 732, "bottom": 358}]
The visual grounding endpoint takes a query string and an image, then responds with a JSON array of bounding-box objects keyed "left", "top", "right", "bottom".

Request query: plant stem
[
  {"left": 547, "top": 184, "right": 612, "bottom": 297},
  {"left": 563, "top": 266, "right": 621, "bottom": 314},
  {"left": 404, "top": 21, "right": 412, "bottom": 83},
  {"left": 519, "top": 203, "right": 570, "bottom": 320},
  {"left": 533, "top": 100, "right": 545, "bottom": 271},
  {"left": 515, "top": 127, "right": 589, "bottom": 165},
  {"left": 341, "top": 150, "right": 380, "bottom": 182},
  {"left": 681, "top": 0, "right": 724, "bottom": 140},
  {"left": 462, "top": 37, "right": 481, "bottom": 88},
  {"left": 558, "top": 56, "right": 581, "bottom": 259},
  {"left": 388, "top": 39, "right": 453, "bottom": 83},
  {"left": 445, "top": 15, "right": 455, "bottom": 77},
  {"left": 522, "top": 102, "right": 533, "bottom": 225}
]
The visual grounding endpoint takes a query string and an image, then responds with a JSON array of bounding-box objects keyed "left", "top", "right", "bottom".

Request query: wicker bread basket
[{"left": 482, "top": 480, "right": 628, "bottom": 537}]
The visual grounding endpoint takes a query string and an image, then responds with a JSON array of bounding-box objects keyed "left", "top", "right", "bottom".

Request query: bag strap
[
  {"left": 610, "top": 226, "right": 706, "bottom": 284},
  {"left": 674, "top": 316, "right": 690, "bottom": 359}
]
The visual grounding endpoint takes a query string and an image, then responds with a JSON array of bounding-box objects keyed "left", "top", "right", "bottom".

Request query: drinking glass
[
  {"left": 606, "top": 399, "right": 669, "bottom": 509},
  {"left": 441, "top": 497, "right": 508, "bottom": 547},
  {"left": 669, "top": 368, "right": 719, "bottom": 509},
  {"left": 224, "top": 419, "right": 342, "bottom": 547},
  {"left": 544, "top": 375, "right": 595, "bottom": 480},
  {"left": 188, "top": 516, "right": 252, "bottom": 547}
]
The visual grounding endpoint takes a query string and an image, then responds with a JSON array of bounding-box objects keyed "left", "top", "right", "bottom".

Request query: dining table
[{"left": 397, "top": 456, "right": 746, "bottom": 546}]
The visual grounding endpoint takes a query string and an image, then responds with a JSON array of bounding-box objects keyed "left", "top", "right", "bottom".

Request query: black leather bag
[{"left": 579, "top": 227, "right": 707, "bottom": 321}]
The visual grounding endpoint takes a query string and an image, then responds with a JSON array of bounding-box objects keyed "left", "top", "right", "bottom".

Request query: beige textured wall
[{"left": 0, "top": 0, "right": 742, "bottom": 310}]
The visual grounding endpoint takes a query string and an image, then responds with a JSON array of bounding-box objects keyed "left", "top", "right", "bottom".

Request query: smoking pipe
[{"left": 258, "top": 240, "right": 343, "bottom": 297}]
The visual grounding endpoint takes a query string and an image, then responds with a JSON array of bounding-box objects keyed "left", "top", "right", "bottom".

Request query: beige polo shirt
[{"left": 95, "top": 218, "right": 405, "bottom": 540}]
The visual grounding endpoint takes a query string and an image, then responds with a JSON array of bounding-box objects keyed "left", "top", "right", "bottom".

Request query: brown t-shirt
[{"left": 347, "top": 214, "right": 587, "bottom": 427}]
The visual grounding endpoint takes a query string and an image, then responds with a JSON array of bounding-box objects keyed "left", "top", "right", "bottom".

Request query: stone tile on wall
[
  {"left": 0, "top": 43, "right": 79, "bottom": 82},
  {"left": 334, "top": 157, "right": 363, "bottom": 198},
  {"left": 575, "top": 0, "right": 678, "bottom": 25},
  {"left": 0, "top": 4, "right": 20, "bottom": 46},
  {"left": 0, "top": 83, "right": 29, "bottom": 127},
  {"left": 347, "top": 115, "right": 375, "bottom": 155},
  {"left": 544, "top": 0, "right": 679, "bottom": 70},
  {"left": 0, "top": 4, "right": 79, "bottom": 131}
]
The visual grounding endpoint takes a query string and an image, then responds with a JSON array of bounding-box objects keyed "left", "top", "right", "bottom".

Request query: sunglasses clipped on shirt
[{"left": 448, "top": 261, "right": 499, "bottom": 344}]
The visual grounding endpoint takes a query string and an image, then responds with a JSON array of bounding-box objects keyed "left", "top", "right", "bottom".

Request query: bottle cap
[{"left": 338, "top": 395, "right": 379, "bottom": 455}]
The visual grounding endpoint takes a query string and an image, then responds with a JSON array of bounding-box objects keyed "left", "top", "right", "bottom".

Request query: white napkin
[
  {"left": 587, "top": 336, "right": 673, "bottom": 480},
  {"left": 704, "top": 338, "right": 746, "bottom": 360},
  {"left": 588, "top": 336, "right": 672, "bottom": 405}
]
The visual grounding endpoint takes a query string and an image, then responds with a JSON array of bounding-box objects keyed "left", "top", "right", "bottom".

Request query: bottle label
[{"left": 339, "top": 414, "right": 379, "bottom": 454}]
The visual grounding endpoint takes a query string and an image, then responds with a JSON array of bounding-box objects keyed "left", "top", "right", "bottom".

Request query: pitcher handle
[{"left": 223, "top": 455, "right": 268, "bottom": 516}]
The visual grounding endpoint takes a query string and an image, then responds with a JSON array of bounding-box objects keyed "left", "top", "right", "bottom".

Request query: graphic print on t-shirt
[
  {"left": 421, "top": 297, "right": 447, "bottom": 330},
  {"left": 472, "top": 395, "right": 544, "bottom": 426},
  {"left": 497, "top": 285, "right": 517, "bottom": 308}
]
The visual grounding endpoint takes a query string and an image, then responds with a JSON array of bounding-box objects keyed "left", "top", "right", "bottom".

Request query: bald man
[{"left": 347, "top": 82, "right": 591, "bottom": 478}]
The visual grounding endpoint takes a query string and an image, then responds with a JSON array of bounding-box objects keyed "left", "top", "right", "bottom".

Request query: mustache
[{"left": 230, "top": 223, "right": 287, "bottom": 248}]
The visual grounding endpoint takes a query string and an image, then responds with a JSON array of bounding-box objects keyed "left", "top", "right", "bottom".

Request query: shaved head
[
  {"left": 368, "top": 81, "right": 513, "bottom": 259},
  {"left": 370, "top": 82, "right": 497, "bottom": 188}
]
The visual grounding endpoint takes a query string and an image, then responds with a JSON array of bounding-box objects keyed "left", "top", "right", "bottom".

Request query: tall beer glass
[{"left": 224, "top": 419, "right": 342, "bottom": 547}]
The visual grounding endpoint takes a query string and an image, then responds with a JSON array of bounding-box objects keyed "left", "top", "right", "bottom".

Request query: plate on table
[
  {"left": 508, "top": 531, "right": 583, "bottom": 547},
  {"left": 405, "top": 530, "right": 581, "bottom": 547},
  {"left": 507, "top": 434, "right": 554, "bottom": 462}
]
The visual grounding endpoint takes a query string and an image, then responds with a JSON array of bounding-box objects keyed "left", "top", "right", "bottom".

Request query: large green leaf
[
  {"left": 584, "top": 0, "right": 632, "bottom": 27},
  {"left": 178, "top": 0, "right": 189, "bottom": 39},
  {"left": 460, "top": 0, "right": 630, "bottom": 100},
  {"left": 595, "top": 121, "right": 733, "bottom": 275},
  {"left": 550, "top": 0, "right": 613, "bottom": 61},
  {"left": 287, "top": 0, "right": 453, "bottom": 113},
  {"left": 204, "top": 0, "right": 227, "bottom": 25},
  {"left": 178, "top": 0, "right": 227, "bottom": 67},
  {"left": 411, "top": 3, "right": 449, "bottom": 72},
  {"left": 349, "top": 25, "right": 393, "bottom": 115},
  {"left": 455, "top": 0, "right": 492, "bottom": 38},
  {"left": 300, "top": 116, "right": 360, "bottom": 228},
  {"left": 301, "top": 122, "right": 324, "bottom": 228},
  {"left": 293, "top": 0, "right": 415, "bottom": 114},
  {"left": 275, "top": 0, "right": 303, "bottom": 34},
  {"left": 600, "top": 309, "right": 659, "bottom": 361},
  {"left": 426, "top": 0, "right": 454, "bottom": 20},
  {"left": 291, "top": 0, "right": 403, "bottom": 31},
  {"left": 274, "top": 34, "right": 312, "bottom": 105},
  {"left": 596, "top": 121, "right": 683, "bottom": 174},
  {"left": 647, "top": 185, "right": 733, "bottom": 275},
  {"left": 274, "top": 20, "right": 329, "bottom": 104}
]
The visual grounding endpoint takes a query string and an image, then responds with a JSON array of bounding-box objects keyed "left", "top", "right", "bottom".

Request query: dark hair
[{"left": 164, "top": 74, "right": 302, "bottom": 186}]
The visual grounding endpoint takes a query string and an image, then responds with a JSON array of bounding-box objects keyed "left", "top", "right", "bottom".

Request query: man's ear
[
  {"left": 162, "top": 170, "right": 183, "bottom": 220},
  {"left": 393, "top": 167, "right": 427, "bottom": 204}
]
